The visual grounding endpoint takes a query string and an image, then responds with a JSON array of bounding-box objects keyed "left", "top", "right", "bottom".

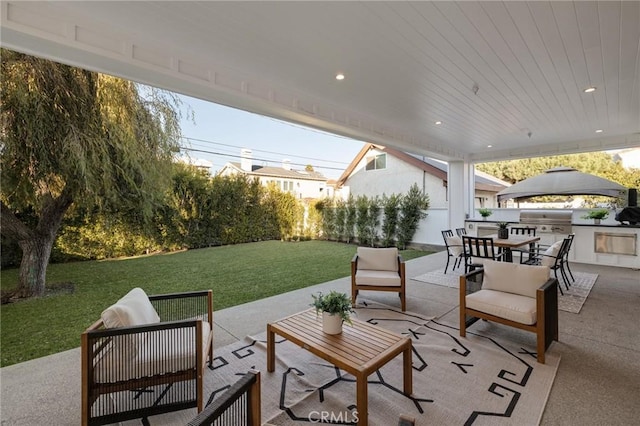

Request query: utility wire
[
  {"left": 181, "top": 136, "right": 352, "bottom": 166},
  {"left": 180, "top": 147, "right": 347, "bottom": 172}
]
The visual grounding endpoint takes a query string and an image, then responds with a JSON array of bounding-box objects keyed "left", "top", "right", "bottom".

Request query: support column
[{"left": 447, "top": 161, "right": 475, "bottom": 230}]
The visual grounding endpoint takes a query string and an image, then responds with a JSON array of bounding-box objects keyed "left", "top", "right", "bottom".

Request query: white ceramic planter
[{"left": 322, "top": 312, "right": 343, "bottom": 334}]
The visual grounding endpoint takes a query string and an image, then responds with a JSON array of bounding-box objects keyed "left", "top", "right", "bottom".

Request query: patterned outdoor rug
[
  {"left": 411, "top": 268, "right": 598, "bottom": 314},
  {"left": 136, "top": 300, "right": 560, "bottom": 425}
]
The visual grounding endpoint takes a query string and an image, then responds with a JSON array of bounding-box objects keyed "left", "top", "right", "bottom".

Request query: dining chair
[
  {"left": 441, "top": 230, "right": 464, "bottom": 274},
  {"left": 455, "top": 227, "right": 467, "bottom": 237},
  {"left": 563, "top": 233, "right": 576, "bottom": 281},
  {"left": 524, "top": 237, "right": 572, "bottom": 295},
  {"left": 461, "top": 235, "right": 503, "bottom": 273},
  {"left": 510, "top": 226, "right": 538, "bottom": 263}
]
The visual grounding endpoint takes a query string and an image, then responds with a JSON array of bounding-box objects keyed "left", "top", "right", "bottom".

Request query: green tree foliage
[
  {"left": 355, "top": 195, "right": 372, "bottom": 246},
  {"left": 334, "top": 199, "right": 347, "bottom": 242},
  {"left": 397, "top": 184, "right": 430, "bottom": 250},
  {"left": 365, "top": 196, "right": 381, "bottom": 247},
  {"left": 345, "top": 194, "right": 357, "bottom": 244},
  {"left": 381, "top": 193, "right": 401, "bottom": 247},
  {"left": 264, "top": 183, "right": 301, "bottom": 241},
  {"left": 477, "top": 152, "right": 640, "bottom": 207},
  {"left": 0, "top": 50, "right": 182, "bottom": 297},
  {"left": 477, "top": 153, "right": 640, "bottom": 192}
]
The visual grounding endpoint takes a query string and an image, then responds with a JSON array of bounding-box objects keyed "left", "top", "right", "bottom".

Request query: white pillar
[{"left": 447, "top": 161, "right": 475, "bottom": 229}]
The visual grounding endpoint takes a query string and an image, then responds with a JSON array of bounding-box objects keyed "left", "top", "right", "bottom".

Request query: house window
[
  {"left": 282, "top": 181, "right": 294, "bottom": 191},
  {"left": 365, "top": 153, "right": 386, "bottom": 171}
]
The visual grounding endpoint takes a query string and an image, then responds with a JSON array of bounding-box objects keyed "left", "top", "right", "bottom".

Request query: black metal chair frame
[
  {"left": 455, "top": 227, "right": 467, "bottom": 237},
  {"left": 442, "top": 229, "right": 464, "bottom": 274},
  {"left": 524, "top": 237, "right": 573, "bottom": 295},
  {"left": 510, "top": 226, "right": 538, "bottom": 262},
  {"left": 187, "top": 370, "right": 261, "bottom": 426},
  {"left": 461, "top": 235, "right": 504, "bottom": 273}
]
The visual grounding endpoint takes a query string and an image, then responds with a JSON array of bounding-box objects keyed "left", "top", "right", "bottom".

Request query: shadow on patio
[{"left": 1, "top": 251, "right": 638, "bottom": 425}]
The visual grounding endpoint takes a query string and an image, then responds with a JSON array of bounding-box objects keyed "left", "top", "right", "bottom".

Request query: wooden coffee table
[{"left": 267, "top": 309, "right": 412, "bottom": 426}]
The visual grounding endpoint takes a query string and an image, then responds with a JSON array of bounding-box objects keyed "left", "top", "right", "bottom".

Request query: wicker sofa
[
  {"left": 459, "top": 260, "right": 558, "bottom": 364},
  {"left": 81, "top": 288, "right": 214, "bottom": 425}
]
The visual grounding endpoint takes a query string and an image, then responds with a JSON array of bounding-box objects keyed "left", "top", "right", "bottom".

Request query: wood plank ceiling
[{"left": 1, "top": 1, "right": 638, "bottom": 163}]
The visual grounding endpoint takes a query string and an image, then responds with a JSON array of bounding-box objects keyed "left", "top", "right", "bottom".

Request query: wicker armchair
[{"left": 81, "top": 288, "right": 214, "bottom": 426}]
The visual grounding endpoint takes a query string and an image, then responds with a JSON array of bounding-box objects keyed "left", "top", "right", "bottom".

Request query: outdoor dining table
[{"left": 485, "top": 234, "right": 540, "bottom": 262}]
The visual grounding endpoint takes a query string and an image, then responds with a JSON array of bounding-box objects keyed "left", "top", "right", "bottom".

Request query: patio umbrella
[{"left": 497, "top": 167, "right": 627, "bottom": 202}]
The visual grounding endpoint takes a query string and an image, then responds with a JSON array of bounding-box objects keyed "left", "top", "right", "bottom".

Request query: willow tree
[{"left": 0, "top": 49, "right": 182, "bottom": 298}]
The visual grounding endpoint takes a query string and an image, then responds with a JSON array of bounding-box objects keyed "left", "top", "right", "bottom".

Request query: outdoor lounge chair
[
  {"left": 187, "top": 370, "right": 261, "bottom": 426},
  {"left": 81, "top": 288, "right": 214, "bottom": 426},
  {"left": 459, "top": 260, "right": 558, "bottom": 363},
  {"left": 351, "top": 247, "right": 406, "bottom": 311}
]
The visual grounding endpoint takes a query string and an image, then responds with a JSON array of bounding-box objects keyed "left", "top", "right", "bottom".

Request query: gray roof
[{"left": 228, "top": 162, "right": 327, "bottom": 181}]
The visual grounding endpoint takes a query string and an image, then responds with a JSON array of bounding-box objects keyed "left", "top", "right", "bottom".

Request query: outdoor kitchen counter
[
  {"left": 570, "top": 225, "right": 639, "bottom": 269},
  {"left": 464, "top": 221, "right": 640, "bottom": 269}
]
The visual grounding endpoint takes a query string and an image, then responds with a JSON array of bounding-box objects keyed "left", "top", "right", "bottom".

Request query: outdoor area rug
[
  {"left": 134, "top": 300, "right": 560, "bottom": 425},
  {"left": 411, "top": 268, "right": 598, "bottom": 314}
]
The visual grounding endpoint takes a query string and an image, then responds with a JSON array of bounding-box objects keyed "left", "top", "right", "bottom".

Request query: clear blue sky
[{"left": 177, "top": 94, "right": 366, "bottom": 180}]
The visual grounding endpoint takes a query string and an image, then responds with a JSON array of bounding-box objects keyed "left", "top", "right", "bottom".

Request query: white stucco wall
[
  {"left": 257, "top": 176, "right": 326, "bottom": 199},
  {"left": 344, "top": 149, "right": 448, "bottom": 207}
]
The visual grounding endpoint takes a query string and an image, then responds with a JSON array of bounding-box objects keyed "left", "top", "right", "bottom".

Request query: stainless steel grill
[{"left": 519, "top": 210, "right": 573, "bottom": 234}]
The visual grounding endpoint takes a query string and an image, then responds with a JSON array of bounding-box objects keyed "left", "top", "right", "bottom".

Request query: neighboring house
[
  {"left": 217, "top": 149, "right": 329, "bottom": 200},
  {"left": 611, "top": 148, "right": 640, "bottom": 170},
  {"left": 178, "top": 155, "right": 214, "bottom": 172},
  {"left": 335, "top": 144, "right": 509, "bottom": 208}
]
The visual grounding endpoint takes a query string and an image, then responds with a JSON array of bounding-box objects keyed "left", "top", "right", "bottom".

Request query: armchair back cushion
[
  {"left": 481, "top": 260, "right": 550, "bottom": 298},
  {"left": 101, "top": 287, "right": 160, "bottom": 329},
  {"left": 356, "top": 247, "right": 398, "bottom": 271}
]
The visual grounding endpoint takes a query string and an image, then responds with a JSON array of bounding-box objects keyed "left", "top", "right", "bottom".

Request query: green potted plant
[
  {"left": 311, "top": 290, "right": 354, "bottom": 334},
  {"left": 496, "top": 221, "right": 509, "bottom": 239},
  {"left": 581, "top": 208, "right": 609, "bottom": 225},
  {"left": 478, "top": 208, "right": 493, "bottom": 220}
]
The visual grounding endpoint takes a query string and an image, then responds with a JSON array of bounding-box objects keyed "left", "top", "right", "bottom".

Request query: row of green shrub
[
  {"left": 2, "top": 164, "right": 307, "bottom": 267},
  {"left": 2, "top": 167, "right": 431, "bottom": 267},
  {"left": 317, "top": 184, "right": 430, "bottom": 249}
]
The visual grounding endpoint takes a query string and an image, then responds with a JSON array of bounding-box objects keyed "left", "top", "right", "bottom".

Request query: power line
[
  {"left": 181, "top": 136, "right": 352, "bottom": 166},
  {"left": 180, "top": 147, "right": 347, "bottom": 172}
]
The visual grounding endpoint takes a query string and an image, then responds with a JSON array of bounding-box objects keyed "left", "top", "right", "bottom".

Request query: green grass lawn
[{"left": 0, "top": 240, "right": 431, "bottom": 367}]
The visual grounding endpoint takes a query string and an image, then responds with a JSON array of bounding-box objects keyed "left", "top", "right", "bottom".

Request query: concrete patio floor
[{"left": 1, "top": 251, "right": 639, "bottom": 425}]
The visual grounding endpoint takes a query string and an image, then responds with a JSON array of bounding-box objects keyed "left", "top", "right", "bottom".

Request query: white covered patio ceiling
[{"left": 2, "top": 1, "right": 639, "bottom": 163}]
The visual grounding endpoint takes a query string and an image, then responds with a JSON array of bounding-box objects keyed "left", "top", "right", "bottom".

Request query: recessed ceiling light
[
  {"left": 435, "top": 121, "right": 442, "bottom": 125},
  {"left": 335, "top": 73, "right": 345, "bottom": 81},
  {"left": 595, "top": 129, "right": 603, "bottom": 133},
  {"left": 487, "top": 145, "right": 493, "bottom": 148},
  {"left": 584, "top": 86, "right": 596, "bottom": 93}
]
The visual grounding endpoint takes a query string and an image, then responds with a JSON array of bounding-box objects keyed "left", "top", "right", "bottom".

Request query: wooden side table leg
[
  {"left": 403, "top": 344, "right": 413, "bottom": 395},
  {"left": 356, "top": 374, "right": 367, "bottom": 426},
  {"left": 267, "top": 325, "right": 275, "bottom": 372}
]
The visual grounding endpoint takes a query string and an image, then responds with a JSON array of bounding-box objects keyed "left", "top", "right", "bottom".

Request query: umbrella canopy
[{"left": 497, "top": 167, "right": 627, "bottom": 202}]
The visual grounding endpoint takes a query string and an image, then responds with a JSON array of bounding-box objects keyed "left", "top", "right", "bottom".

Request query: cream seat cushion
[
  {"left": 446, "top": 236, "right": 463, "bottom": 256},
  {"left": 355, "top": 270, "right": 401, "bottom": 287},
  {"left": 541, "top": 240, "right": 563, "bottom": 267},
  {"left": 355, "top": 247, "right": 400, "bottom": 286},
  {"left": 101, "top": 287, "right": 160, "bottom": 329},
  {"left": 466, "top": 289, "right": 537, "bottom": 325},
  {"left": 356, "top": 247, "right": 398, "bottom": 271},
  {"left": 94, "top": 323, "right": 211, "bottom": 383},
  {"left": 481, "top": 260, "right": 550, "bottom": 298}
]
